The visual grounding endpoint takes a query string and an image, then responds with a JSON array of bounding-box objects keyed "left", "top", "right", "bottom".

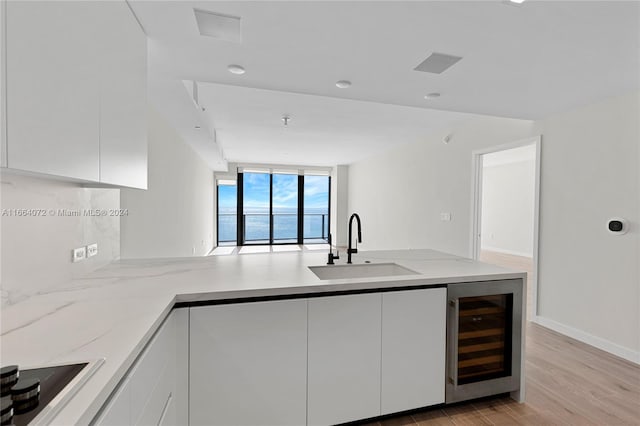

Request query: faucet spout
[{"left": 347, "top": 213, "right": 362, "bottom": 264}]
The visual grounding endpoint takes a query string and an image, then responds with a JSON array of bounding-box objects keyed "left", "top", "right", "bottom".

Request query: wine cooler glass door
[
  {"left": 446, "top": 279, "right": 522, "bottom": 403},
  {"left": 457, "top": 294, "right": 512, "bottom": 385}
]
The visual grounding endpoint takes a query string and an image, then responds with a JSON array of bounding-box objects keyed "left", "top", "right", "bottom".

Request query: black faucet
[
  {"left": 326, "top": 233, "right": 339, "bottom": 265},
  {"left": 347, "top": 213, "right": 362, "bottom": 264}
]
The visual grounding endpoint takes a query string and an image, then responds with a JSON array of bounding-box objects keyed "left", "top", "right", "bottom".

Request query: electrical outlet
[
  {"left": 87, "top": 243, "right": 98, "bottom": 258},
  {"left": 72, "top": 247, "right": 86, "bottom": 263},
  {"left": 440, "top": 212, "right": 452, "bottom": 221}
]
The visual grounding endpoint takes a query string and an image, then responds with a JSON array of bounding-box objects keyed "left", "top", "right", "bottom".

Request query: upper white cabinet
[
  {"left": 381, "top": 288, "right": 447, "bottom": 414},
  {"left": 96, "top": 2, "right": 147, "bottom": 189},
  {"left": 2, "top": 0, "right": 147, "bottom": 188},
  {"left": 307, "top": 293, "right": 382, "bottom": 426},
  {"left": 190, "top": 300, "right": 308, "bottom": 426},
  {"left": 5, "top": 1, "right": 101, "bottom": 181}
]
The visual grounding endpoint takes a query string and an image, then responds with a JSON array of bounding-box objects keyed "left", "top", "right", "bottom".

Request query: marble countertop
[{"left": 0, "top": 249, "right": 525, "bottom": 425}]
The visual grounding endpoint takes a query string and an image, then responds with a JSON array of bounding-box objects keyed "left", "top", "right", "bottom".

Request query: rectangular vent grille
[
  {"left": 414, "top": 52, "right": 463, "bottom": 74},
  {"left": 194, "top": 9, "right": 241, "bottom": 43}
]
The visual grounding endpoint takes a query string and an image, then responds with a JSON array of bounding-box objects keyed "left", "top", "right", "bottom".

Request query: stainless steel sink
[{"left": 309, "top": 262, "right": 419, "bottom": 280}]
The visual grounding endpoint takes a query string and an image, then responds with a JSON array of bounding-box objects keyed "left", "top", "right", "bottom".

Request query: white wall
[
  {"left": 347, "top": 116, "right": 534, "bottom": 256},
  {"left": 120, "top": 108, "right": 214, "bottom": 259},
  {"left": 0, "top": 172, "right": 120, "bottom": 305},
  {"left": 481, "top": 158, "right": 536, "bottom": 257},
  {"left": 532, "top": 91, "right": 639, "bottom": 361}
]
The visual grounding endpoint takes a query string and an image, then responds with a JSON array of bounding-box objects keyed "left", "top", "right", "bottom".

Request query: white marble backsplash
[{"left": 0, "top": 171, "right": 120, "bottom": 306}]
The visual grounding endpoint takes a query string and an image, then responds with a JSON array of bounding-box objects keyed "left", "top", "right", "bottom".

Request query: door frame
[{"left": 470, "top": 135, "right": 541, "bottom": 319}]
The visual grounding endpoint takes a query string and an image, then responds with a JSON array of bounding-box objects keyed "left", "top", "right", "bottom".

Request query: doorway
[{"left": 471, "top": 137, "right": 541, "bottom": 320}]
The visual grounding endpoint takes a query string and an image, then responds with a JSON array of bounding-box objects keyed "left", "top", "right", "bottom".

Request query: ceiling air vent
[
  {"left": 414, "top": 52, "right": 463, "bottom": 74},
  {"left": 194, "top": 9, "right": 241, "bottom": 42}
]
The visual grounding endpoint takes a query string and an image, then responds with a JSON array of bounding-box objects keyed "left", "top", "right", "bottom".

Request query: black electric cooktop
[{"left": 3, "top": 363, "right": 87, "bottom": 426}]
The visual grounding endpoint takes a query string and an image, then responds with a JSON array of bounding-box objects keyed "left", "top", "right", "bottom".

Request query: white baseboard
[
  {"left": 532, "top": 315, "right": 640, "bottom": 365},
  {"left": 481, "top": 246, "right": 532, "bottom": 258}
]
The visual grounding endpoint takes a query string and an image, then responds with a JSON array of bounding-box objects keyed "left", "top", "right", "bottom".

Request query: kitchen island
[{"left": 0, "top": 249, "right": 526, "bottom": 425}]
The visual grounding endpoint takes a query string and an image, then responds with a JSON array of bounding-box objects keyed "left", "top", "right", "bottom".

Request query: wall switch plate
[
  {"left": 440, "top": 212, "right": 452, "bottom": 221},
  {"left": 87, "top": 243, "right": 98, "bottom": 258},
  {"left": 72, "top": 247, "right": 86, "bottom": 263}
]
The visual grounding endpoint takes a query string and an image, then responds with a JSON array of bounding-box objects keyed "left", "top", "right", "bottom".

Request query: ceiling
[
  {"left": 197, "top": 82, "right": 480, "bottom": 166},
  {"left": 130, "top": 1, "right": 640, "bottom": 170}
]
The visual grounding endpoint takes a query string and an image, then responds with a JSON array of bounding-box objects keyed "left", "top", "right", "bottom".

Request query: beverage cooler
[{"left": 446, "top": 279, "right": 523, "bottom": 403}]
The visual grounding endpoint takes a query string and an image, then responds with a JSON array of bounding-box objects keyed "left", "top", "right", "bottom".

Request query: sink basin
[{"left": 309, "top": 262, "right": 419, "bottom": 280}]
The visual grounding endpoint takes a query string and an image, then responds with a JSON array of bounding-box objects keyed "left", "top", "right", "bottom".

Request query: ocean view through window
[
  {"left": 217, "top": 183, "right": 237, "bottom": 245},
  {"left": 216, "top": 169, "right": 330, "bottom": 246},
  {"left": 303, "top": 175, "right": 330, "bottom": 242}
]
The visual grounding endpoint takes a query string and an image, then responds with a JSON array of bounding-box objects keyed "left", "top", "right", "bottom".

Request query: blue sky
[{"left": 217, "top": 173, "right": 329, "bottom": 212}]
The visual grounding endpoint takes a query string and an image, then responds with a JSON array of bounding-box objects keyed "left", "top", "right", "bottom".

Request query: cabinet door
[
  {"left": 5, "top": 1, "right": 100, "bottom": 181},
  {"left": 173, "top": 308, "right": 189, "bottom": 425},
  {"left": 96, "top": 1, "right": 147, "bottom": 189},
  {"left": 129, "top": 313, "right": 173, "bottom": 425},
  {"left": 93, "top": 377, "right": 132, "bottom": 426},
  {"left": 190, "top": 300, "right": 308, "bottom": 426},
  {"left": 307, "top": 293, "right": 382, "bottom": 426},
  {"left": 93, "top": 309, "right": 187, "bottom": 425},
  {"left": 381, "top": 288, "right": 447, "bottom": 415}
]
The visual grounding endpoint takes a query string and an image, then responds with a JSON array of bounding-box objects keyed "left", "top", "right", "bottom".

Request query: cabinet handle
[
  {"left": 449, "top": 298, "right": 459, "bottom": 386},
  {"left": 156, "top": 392, "right": 173, "bottom": 426}
]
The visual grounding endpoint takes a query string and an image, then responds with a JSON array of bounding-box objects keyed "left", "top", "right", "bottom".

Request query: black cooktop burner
[{"left": 10, "top": 363, "right": 87, "bottom": 426}]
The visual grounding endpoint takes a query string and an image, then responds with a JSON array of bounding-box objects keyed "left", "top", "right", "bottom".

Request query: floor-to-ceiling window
[
  {"left": 242, "top": 171, "right": 271, "bottom": 244},
  {"left": 216, "top": 180, "right": 237, "bottom": 246},
  {"left": 219, "top": 167, "right": 330, "bottom": 246},
  {"left": 303, "top": 174, "right": 330, "bottom": 243},
  {"left": 272, "top": 172, "right": 298, "bottom": 243}
]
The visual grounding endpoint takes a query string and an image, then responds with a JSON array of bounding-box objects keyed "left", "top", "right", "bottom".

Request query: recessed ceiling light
[
  {"left": 335, "top": 80, "right": 352, "bottom": 89},
  {"left": 227, "top": 64, "right": 245, "bottom": 75},
  {"left": 424, "top": 93, "right": 441, "bottom": 99},
  {"left": 509, "top": 0, "right": 526, "bottom": 3}
]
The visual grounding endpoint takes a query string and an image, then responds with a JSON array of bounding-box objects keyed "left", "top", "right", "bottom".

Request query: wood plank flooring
[{"left": 365, "top": 316, "right": 640, "bottom": 425}]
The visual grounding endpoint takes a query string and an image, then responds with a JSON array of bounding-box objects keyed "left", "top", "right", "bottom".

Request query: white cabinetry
[
  {"left": 96, "top": 3, "right": 147, "bottom": 189},
  {"left": 190, "top": 300, "right": 308, "bottom": 426},
  {"left": 94, "top": 309, "right": 188, "bottom": 426},
  {"left": 5, "top": 1, "right": 100, "bottom": 181},
  {"left": 2, "top": 0, "right": 147, "bottom": 188},
  {"left": 98, "top": 287, "right": 448, "bottom": 426},
  {"left": 381, "top": 288, "right": 447, "bottom": 414},
  {"left": 93, "top": 377, "right": 131, "bottom": 426},
  {"left": 307, "top": 293, "right": 382, "bottom": 426}
]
